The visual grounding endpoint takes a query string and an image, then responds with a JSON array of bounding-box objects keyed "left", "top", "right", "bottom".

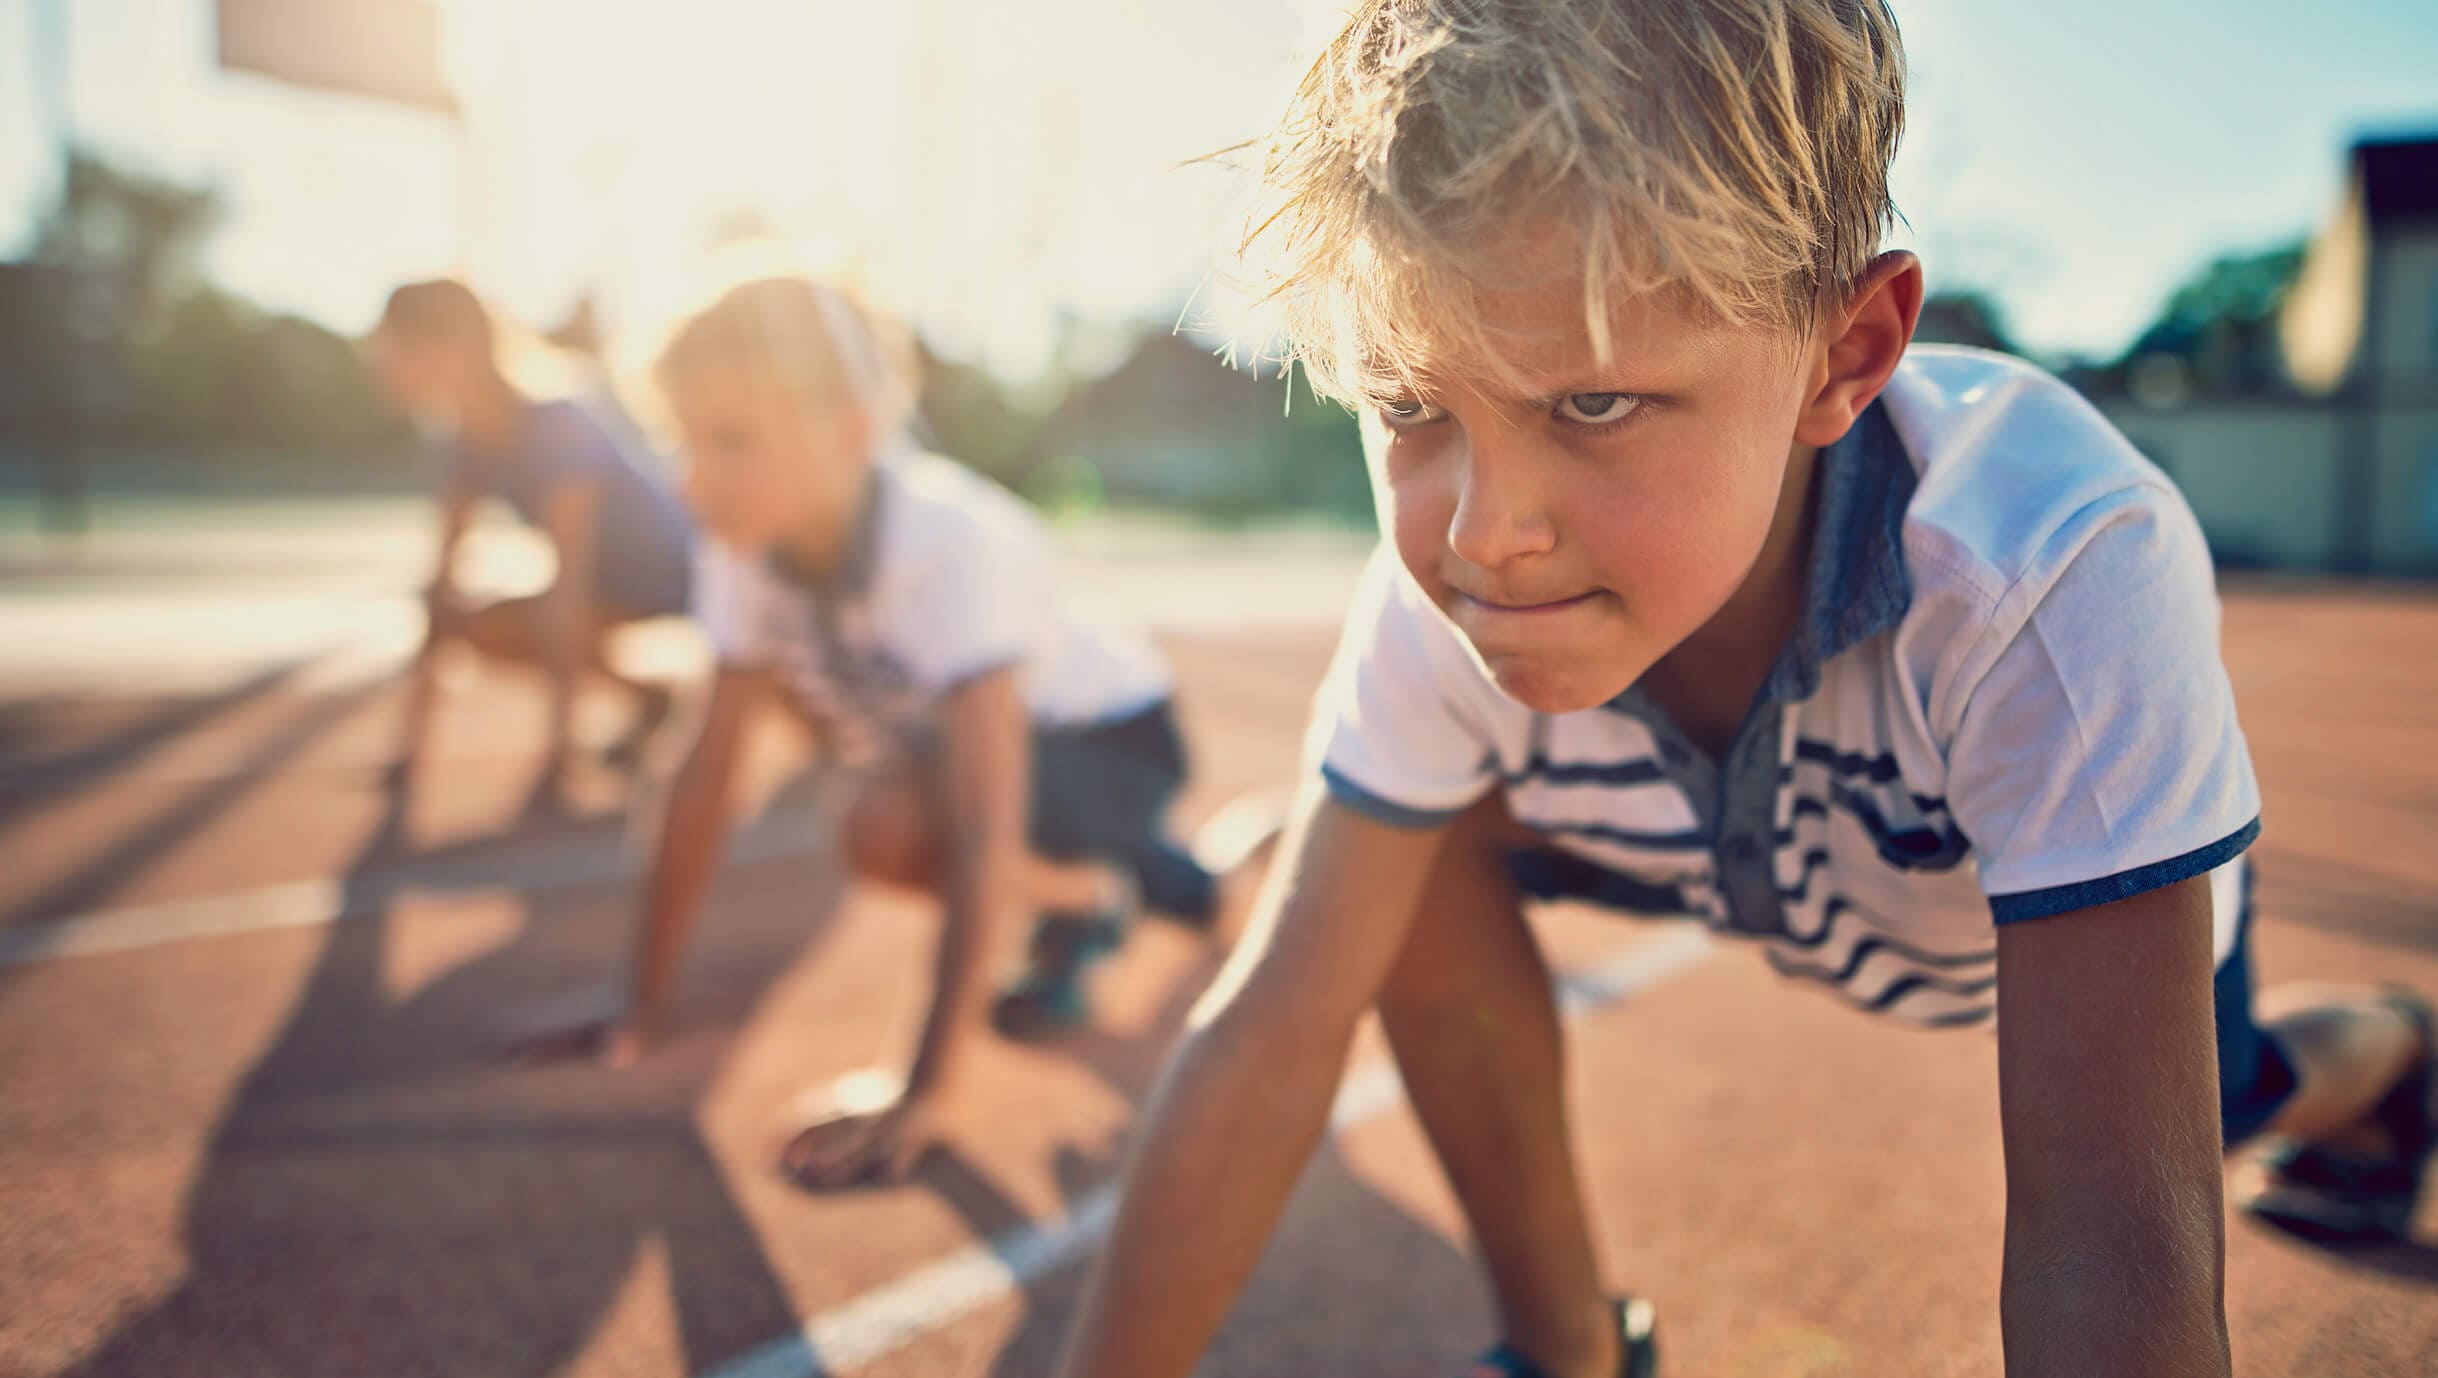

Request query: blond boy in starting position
[{"left": 1052, "top": 3, "right": 2435, "bottom": 1375}]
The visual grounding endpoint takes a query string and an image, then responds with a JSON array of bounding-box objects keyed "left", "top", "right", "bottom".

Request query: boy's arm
[
  {"left": 782, "top": 665, "right": 1031, "bottom": 1187},
  {"left": 538, "top": 478, "right": 606, "bottom": 773},
  {"left": 506, "top": 665, "right": 768, "bottom": 1064},
  {"left": 426, "top": 475, "right": 476, "bottom": 615},
  {"left": 394, "top": 481, "right": 477, "bottom": 775},
  {"left": 909, "top": 664, "right": 1029, "bottom": 1096},
  {"left": 1053, "top": 788, "right": 1450, "bottom": 1378},
  {"left": 1995, "top": 876, "right": 2230, "bottom": 1378},
  {"left": 623, "top": 666, "right": 769, "bottom": 1041}
]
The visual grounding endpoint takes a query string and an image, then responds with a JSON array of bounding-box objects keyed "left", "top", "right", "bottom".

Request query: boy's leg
[
  {"left": 1377, "top": 796, "right": 1618, "bottom": 1378},
  {"left": 841, "top": 769, "right": 1129, "bottom": 1042},
  {"left": 390, "top": 629, "right": 449, "bottom": 788},
  {"left": 453, "top": 594, "right": 551, "bottom": 662},
  {"left": 842, "top": 771, "right": 1121, "bottom": 910},
  {"left": 583, "top": 611, "right": 678, "bottom": 766},
  {"left": 455, "top": 598, "right": 675, "bottom": 775},
  {"left": 2249, "top": 984, "right": 2427, "bottom": 1147},
  {"left": 2219, "top": 893, "right": 2435, "bottom": 1238}
]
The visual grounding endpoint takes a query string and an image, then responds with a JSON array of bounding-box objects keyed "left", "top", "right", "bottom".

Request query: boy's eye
[
  {"left": 1378, "top": 397, "right": 1446, "bottom": 428},
  {"left": 1556, "top": 392, "right": 1639, "bottom": 425}
]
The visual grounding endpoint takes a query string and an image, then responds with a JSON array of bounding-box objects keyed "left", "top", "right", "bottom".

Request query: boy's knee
[
  {"left": 842, "top": 780, "right": 933, "bottom": 887},
  {"left": 455, "top": 599, "right": 540, "bottom": 660}
]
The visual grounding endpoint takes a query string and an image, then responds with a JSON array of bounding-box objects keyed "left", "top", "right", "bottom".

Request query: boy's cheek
[
  {"left": 687, "top": 481, "right": 773, "bottom": 551},
  {"left": 1385, "top": 495, "right": 1459, "bottom": 607}
]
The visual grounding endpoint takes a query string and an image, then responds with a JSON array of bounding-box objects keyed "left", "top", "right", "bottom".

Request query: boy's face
[
  {"left": 369, "top": 330, "right": 465, "bottom": 421},
  {"left": 670, "top": 367, "right": 872, "bottom": 557},
  {"left": 1368, "top": 280, "right": 1817, "bottom": 714}
]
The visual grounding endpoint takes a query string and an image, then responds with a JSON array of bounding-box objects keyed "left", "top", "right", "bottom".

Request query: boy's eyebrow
[{"left": 1449, "top": 361, "right": 1683, "bottom": 407}]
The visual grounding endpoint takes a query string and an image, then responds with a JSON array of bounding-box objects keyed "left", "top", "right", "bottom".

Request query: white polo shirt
[
  {"left": 1311, "top": 346, "right": 2262, "bottom": 1027},
  {"left": 696, "top": 446, "right": 1172, "bottom": 765}
]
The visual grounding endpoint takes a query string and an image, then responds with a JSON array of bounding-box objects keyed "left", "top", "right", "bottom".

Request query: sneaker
[
  {"left": 990, "top": 903, "right": 1130, "bottom": 1042},
  {"left": 2241, "top": 989, "right": 2436, "bottom": 1244},
  {"left": 1466, "top": 1297, "right": 1658, "bottom": 1378},
  {"left": 603, "top": 684, "right": 676, "bottom": 774}
]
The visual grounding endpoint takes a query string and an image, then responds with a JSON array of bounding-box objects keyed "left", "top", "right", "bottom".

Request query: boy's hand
[
  {"left": 778, "top": 1070, "right": 946, "bottom": 1189},
  {"left": 502, "top": 986, "right": 653, "bottom": 1068}
]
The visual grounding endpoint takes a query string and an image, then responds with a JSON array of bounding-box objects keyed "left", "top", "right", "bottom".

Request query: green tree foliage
[
  {"left": 1913, "top": 290, "right": 2021, "bottom": 356},
  {"left": 11, "top": 146, "right": 413, "bottom": 468},
  {"left": 2118, "top": 241, "right": 2307, "bottom": 395}
]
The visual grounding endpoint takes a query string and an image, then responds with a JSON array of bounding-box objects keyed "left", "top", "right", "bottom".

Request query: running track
[{"left": 2, "top": 583, "right": 2434, "bottom": 1377}]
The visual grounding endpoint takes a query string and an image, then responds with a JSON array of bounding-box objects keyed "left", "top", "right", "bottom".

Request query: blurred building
[
  {"left": 2093, "top": 135, "right": 2438, "bottom": 574},
  {"left": 945, "top": 330, "right": 1368, "bottom": 523}
]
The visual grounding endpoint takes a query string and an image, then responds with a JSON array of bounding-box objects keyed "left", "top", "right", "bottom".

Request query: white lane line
[
  {"left": 0, "top": 805, "right": 828, "bottom": 967},
  {"left": 698, "top": 922, "right": 1719, "bottom": 1378}
]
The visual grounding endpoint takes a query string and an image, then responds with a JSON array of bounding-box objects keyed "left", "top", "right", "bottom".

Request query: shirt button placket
[{"left": 1717, "top": 703, "right": 1788, "bottom": 939}]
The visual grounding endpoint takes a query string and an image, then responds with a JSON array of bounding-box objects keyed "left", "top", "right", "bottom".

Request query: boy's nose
[{"left": 1445, "top": 441, "right": 1556, "bottom": 569}]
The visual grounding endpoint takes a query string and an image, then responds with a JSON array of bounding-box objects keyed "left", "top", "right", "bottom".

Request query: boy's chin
[
  {"left": 1477, "top": 653, "right": 1637, "bottom": 715},
  {"left": 705, "top": 524, "right": 778, "bottom": 555}
]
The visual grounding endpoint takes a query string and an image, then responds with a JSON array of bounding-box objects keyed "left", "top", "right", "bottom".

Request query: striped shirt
[{"left": 1311, "top": 347, "right": 2261, "bottom": 1027}]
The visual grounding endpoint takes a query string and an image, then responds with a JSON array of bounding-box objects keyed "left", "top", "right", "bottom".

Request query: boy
[
  {"left": 512, "top": 276, "right": 1268, "bottom": 1185},
  {"left": 1052, "top": 4, "right": 2435, "bottom": 1376},
  {"left": 372, "top": 279, "right": 695, "bottom": 810}
]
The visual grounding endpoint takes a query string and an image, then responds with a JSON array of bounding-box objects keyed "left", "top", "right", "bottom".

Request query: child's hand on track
[
  {"left": 777, "top": 1070, "right": 945, "bottom": 1190},
  {"left": 500, "top": 987, "right": 650, "bottom": 1068}
]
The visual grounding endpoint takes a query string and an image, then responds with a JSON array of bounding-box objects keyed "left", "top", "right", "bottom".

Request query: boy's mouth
[{"left": 1456, "top": 589, "right": 1601, "bottom": 616}]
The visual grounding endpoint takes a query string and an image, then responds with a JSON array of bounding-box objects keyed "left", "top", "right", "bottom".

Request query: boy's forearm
[
  {"left": 628, "top": 754, "right": 735, "bottom": 1029},
  {"left": 1054, "top": 999, "right": 1354, "bottom": 1378},
  {"left": 905, "top": 838, "right": 1021, "bottom": 1096},
  {"left": 1993, "top": 883, "right": 2228, "bottom": 1378},
  {"left": 1999, "top": 1195, "right": 2233, "bottom": 1375},
  {"left": 537, "top": 584, "right": 590, "bottom": 756},
  {"left": 2002, "top": 1240, "right": 2229, "bottom": 1378},
  {"left": 428, "top": 488, "right": 471, "bottom": 599}
]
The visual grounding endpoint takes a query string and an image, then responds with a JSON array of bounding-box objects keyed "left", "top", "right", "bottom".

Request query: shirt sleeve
[
  {"left": 523, "top": 404, "right": 613, "bottom": 498},
  {"left": 884, "top": 507, "right": 1052, "bottom": 695},
  {"left": 1942, "top": 484, "right": 2261, "bottom": 923},
  {"left": 1303, "top": 547, "right": 1502, "bottom": 828},
  {"left": 692, "top": 540, "right": 775, "bottom": 667}
]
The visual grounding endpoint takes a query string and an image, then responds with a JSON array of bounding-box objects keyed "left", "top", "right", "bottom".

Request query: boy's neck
[
  {"left": 775, "top": 465, "right": 879, "bottom": 586},
  {"left": 1638, "top": 442, "right": 1822, "bottom": 757},
  {"left": 456, "top": 376, "right": 528, "bottom": 453}
]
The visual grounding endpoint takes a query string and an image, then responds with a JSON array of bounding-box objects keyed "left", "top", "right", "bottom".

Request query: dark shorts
[
  {"left": 1509, "top": 847, "right": 2297, "bottom": 1148},
  {"left": 599, "top": 537, "right": 694, "bottom": 620},
  {"left": 1030, "top": 700, "right": 1217, "bottom": 923},
  {"left": 2216, "top": 868, "right": 2297, "bottom": 1147}
]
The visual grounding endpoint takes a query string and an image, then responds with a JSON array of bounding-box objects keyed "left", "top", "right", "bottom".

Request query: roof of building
[{"left": 2355, "top": 135, "right": 2438, "bottom": 223}]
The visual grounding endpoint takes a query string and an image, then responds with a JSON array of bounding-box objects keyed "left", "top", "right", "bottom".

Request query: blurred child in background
[
  {"left": 371, "top": 279, "right": 695, "bottom": 813},
  {"left": 515, "top": 275, "right": 1270, "bottom": 1187}
]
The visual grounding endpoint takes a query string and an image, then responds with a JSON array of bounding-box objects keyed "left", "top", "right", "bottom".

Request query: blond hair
[
  {"left": 653, "top": 276, "right": 919, "bottom": 432},
  {"left": 1249, "top": 0, "right": 1905, "bottom": 405}
]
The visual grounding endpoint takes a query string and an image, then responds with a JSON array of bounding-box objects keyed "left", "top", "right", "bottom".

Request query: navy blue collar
[
  {"left": 1604, "top": 399, "right": 1914, "bottom": 724},
  {"left": 1757, "top": 399, "right": 1916, "bottom": 705},
  {"left": 765, "top": 467, "right": 886, "bottom": 597}
]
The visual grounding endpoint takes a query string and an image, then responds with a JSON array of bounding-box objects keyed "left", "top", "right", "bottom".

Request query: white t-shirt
[
  {"left": 695, "top": 447, "right": 1171, "bottom": 764},
  {"left": 1310, "top": 346, "right": 2261, "bottom": 1026}
]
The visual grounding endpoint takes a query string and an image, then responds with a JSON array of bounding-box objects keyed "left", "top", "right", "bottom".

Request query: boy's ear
[{"left": 1792, "top": 251, "right": 1922, "bottom": 449}]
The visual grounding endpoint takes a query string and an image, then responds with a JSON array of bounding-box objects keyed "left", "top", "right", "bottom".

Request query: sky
[{"left": 2, "top": 0, "right": 2434, "bottom": 374}]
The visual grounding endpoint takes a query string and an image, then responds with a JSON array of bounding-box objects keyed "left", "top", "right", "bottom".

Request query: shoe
[
  {"left": 1465, "top": 1297, "right": 1658, "bottom": 1378},
  {"left": 989, "top": 906, "right": 1128, "bottom": 1042},
  {"left": 604, "top": 685, "right": 675, "bottom": 773},
  {"left": 2241, "top": 988, "right": 2436, "bottom": 1244}
]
